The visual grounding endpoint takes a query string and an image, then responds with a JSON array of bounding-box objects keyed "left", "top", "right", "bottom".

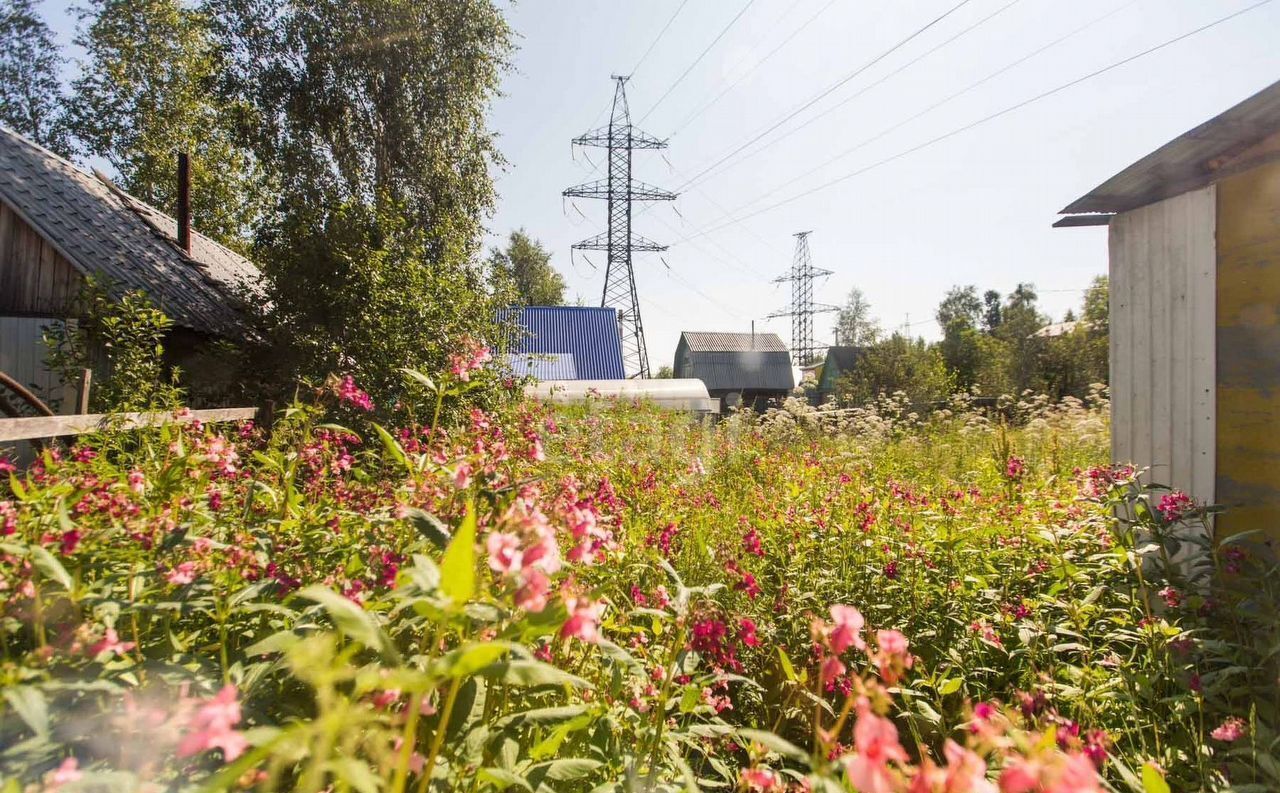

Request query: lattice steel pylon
[
  {"left": 564, "top": 76, "right": 676, "bottom": 379},
  {"left": 768, "top": 231, "right": 838, "bottom": 367}
]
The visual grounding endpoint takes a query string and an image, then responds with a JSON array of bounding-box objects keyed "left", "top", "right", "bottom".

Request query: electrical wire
[
  {"left": 678, "top": 0, "right": 1026, "bottom": 190},
  {"left": 631, "top": 0, "right": 692, "bottom": 78},
  {"left": 701, "top": 0, "right": 1141, "bottom": 226},
  {"left": 670, "top": 0, "right": 975, "bottom": 191},
  {"left": 667, "top": 0, "right": 837, "bottom": 136},
  {"left": 639, "top": 0, "right": 761, "bottom": 123},
  {"left": 687, "top": 0, "right": 1274, "bottom": 238}
]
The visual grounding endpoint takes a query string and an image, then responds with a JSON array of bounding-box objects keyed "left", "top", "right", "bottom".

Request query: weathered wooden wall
[
  {"left": 1108, "top": 186, "right": 1217, "bottom": 512},
  {"left": 1215, "top": 158, "right": 1280, "bottom": 537},
  {"left": 0, "top": 201, "right": 82, "bottom": 316},
  {"left": 0, "top": 316, "right": 76, "bottom": 413}
]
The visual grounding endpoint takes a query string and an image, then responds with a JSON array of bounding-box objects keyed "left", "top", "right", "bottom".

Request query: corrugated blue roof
[
  {"left": 503, "top": 352, "right": 579, "bottom": 381},
  {"left": 504, "top": 306, "right": 625, "bottom": 380}
]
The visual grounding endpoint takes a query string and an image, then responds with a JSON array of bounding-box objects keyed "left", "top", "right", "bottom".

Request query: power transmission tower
[
  {"left": 768, "top": 231, "right": 837, "bottom": 366},
  {"left": 564, "top": 76, "right": 676, "bottom": 379}
]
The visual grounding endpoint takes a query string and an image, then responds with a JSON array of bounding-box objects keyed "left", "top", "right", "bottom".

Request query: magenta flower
[
  {"left": 167, "top": 562, "right": 198, "bottom": 586},
  {"left": 843, "top": 703, "right": 908, "bottom": 793},
  {"left": 176, "top": 685, "right": 249, "bottom": 761},
  {"left": 515, "top": 568, "right": 551, "bottom": 612},
  {"left": 1211, "top": 716, "right": 1247, "bottom": 742},
  {"left": 486, "top": 531, "right": 523, "bottom": 574},
  {"left": 1156, "top": 490, "right": 1196, "bottom": 523},
  {"left": 336, "top": 375, "right": 374, "bottom": 411},
  {"left": 560, "top": 596, "right": 605, "bottom": 643},
  {"left": 89, "top": 627, "right": 136, "bottom": 659},
  {"left": 739, "top": 766, "right": 780, "bottom": 791},
  {"left": 828, "top": 605, "right": 867, "bottom": 655}
]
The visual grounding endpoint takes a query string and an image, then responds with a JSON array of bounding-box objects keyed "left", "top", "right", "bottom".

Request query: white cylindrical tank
[{"left": 524, "top": 378, "right": 717, "bottom": 413}]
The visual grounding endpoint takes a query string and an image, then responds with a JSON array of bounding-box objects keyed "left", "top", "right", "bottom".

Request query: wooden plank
[
  {"left": 1108, "top": 214, "right": 1132, "bottom": 469},
  {"left": 1190, "top": 187, "right": 1216, "bottom": 509},
  {"left": 0, "top": 407, "right": 259, "bottom": 442}
]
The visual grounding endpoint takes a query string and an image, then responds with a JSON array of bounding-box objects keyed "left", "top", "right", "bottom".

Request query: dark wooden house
[{"left": 0, "top": 127, "right": 259, "bottom": 412}]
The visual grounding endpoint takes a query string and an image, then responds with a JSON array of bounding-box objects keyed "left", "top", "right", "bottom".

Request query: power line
[
  {"left": 670, "top": 0, "right": 975, "bottom": 191},
  {"left": 631, "top": 0, "right": 691, "bottom": 77},
  {"left": 688, "top": 0, "right": 1274, "bottom": 238},
  {"left": 678, "top": 0, "right": 1026, "bottom": 190},
  {"left": 667, "top": 0, "right": 839, "bottom": 136},
  {"left": 639, "top": 0, "right": 761, "bottom": 124},
  {"left": 698, "top": 0, "right": 1141, "bottom": 228}
]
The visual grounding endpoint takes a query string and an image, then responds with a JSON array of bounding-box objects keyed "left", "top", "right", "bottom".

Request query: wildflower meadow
[{"left": 1, "top": 359, "right": 1277, "bottom": 792}]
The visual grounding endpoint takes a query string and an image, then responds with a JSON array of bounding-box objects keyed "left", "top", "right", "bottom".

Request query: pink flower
[
  {"left": 739, "top": 618, "right": 760, "bottom": 647},
  {"left": 127, "top": 469, "right": 146, "bottom": 494},
  {"left": 46, "top": 757, "right": 82, "bottom": 788},
  {"left": 1158, "top": 586, "right": 1181, "bottom": 608},
  {"left": 167, "top": 562, "right": 198, "bottom": 585},
  {"left": 1156, "top": 490, "right": 1195, "bottom": 523},
  {"left": 828, "top": 605, "right": 867, "bottom": 654},
  {"left": 941, "top": 739, "right": 997, "bottom": 793},
  {"left": 336, "top": 375, "right": 374, "bottom": 411},
  {"left": 89, "top": 627, "right": 136, "bottom": 659},
  {"left": 560, "top": 596, "right": 605, "bottom": 643},
  {"left": 844, "top": 704, "right": 908, "bottom": 793},
  {"left": 0, "top": 456, "right": 16, "bottom": 475},
  {"left": 877, "top": 629, "right": 908, "bottom": 656},
  {"left": 515, "top": 568, "right": 551, "bottom": 612},
  {"left": 453, "top": 463, "right": 473, "bottom": 490},
  {"left": 176, "top": 685, "right": 249, "bottom": 761},
  {"left": 486, "top": 532, "right": 524, "bottom": 574},
  {"left": 1211, "top": 716, "right": 1247, "bottom": 742},
  {"left": 1005, "top": 456, "right": 1025, "bottom": 480},
  {"left": 448, "top": 336, "right": 493, "bottom": 382},
  {"left": 740, "top": 766, "right": 781, "bottom": 791}
]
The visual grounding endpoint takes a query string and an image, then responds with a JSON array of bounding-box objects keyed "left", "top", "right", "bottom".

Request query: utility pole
[
  {"left": 768, "top": 231, "right": 837, "bottom": 366},
  {"left": 564, "top": 76, "right": 676, "bottom": 378}
]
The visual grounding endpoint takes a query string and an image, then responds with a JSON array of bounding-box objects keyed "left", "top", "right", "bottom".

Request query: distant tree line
[
  {"left": 827, "top": 277, "right": 1108, "bottom": 406},
  {"left": 0, "top": 0, "right": 568, "bottom": 411}
]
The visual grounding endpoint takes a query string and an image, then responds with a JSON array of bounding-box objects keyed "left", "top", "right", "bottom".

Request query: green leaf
[
  {"left": 777, "top": 647, "right": 798, "bottom": 682},
  {"left": 372, "top": 423, "right": 411, "bottom": 474},
  {"left": 296, "top": 585, "right": 400, "bottom": 664},
  {"left": 401, "top": 368, "right": 438, "bottom": 392},
  {"left": 736, "top": 728, "right": 807, "bottom": 762},
  {"left": 434, "top": 642, "right": 515, "bottom": 679},
  {"left": 29, "top": 546, "right": 73, "bottom": 591},
  {"left": 1141, "top": 763, "right": 1171, "bottom": 793},
  {"left": 325, "top": 758, "right": 380, "bottom": 793},
  {"left": 440, "top": 502, "right": 477, "bottom": 606},
  {"left": 479, "top": 660, "right": 591, "bottom": 689},
  {"left": 529, "top": 758, "right": 602, "bottom": 782},
  {"left": 936, "top": 677, "right": 963, "bottom": 695},
  {"left": 402, "top": 508, "right": 451, "bottom": 550},
  {"left": 495, "top": 705, "right": 591, "bottom": 730},
  {"left": 477, "top": 768, "right": 532, "bottom": 792},
  {"left": 245, "top": 630, "right": 301, "bottom": 657},
  {"left": 3, "top": 686, "right": 49, "bottom": 738}
]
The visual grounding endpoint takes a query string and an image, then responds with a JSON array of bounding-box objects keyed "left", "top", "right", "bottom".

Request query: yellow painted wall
[{"left": 1216, "top": 158, "right": 1280, "bottom": 538}]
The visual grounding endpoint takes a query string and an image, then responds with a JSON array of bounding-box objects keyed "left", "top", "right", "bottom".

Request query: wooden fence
[{"left": 0, "top": 407, "right": 259, "bottom": 443}]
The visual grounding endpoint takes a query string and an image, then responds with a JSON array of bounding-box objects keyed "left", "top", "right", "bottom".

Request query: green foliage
[
  {"left": 834, "top": 332, "right": 952, "bottom": 405},
  {"left": 833, "top": 286, "right": 879, "bottom": 347},
  {"left": 488, "top": 229, "right": 566, "bottom": 307},
  {"left": 208, "top": 0, "right": 512, "bottom": 249},
  {"left": 0, "top": 0, "right": 71, "bottom": 155},
  {"left": 42, "top": 280, "right": 184, "bottom": 411},
  {"left": 247, "top": 199, "right": 514, "bottom": 414},
  {"left": 68, "top": 0, "right": 268, "bottom": 249}
]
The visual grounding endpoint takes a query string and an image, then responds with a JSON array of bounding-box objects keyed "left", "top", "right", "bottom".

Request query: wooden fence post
[{"left": 77, "top": 369, "right": 92, "bottom": 415}]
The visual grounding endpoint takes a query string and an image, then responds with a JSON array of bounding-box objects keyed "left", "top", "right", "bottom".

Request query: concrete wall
[
  {"left": 1215, "top": 158, "right": 1280, "bottom": 537},
  {"left": 1108, "top": 186, "right": 1217, "bottom": 510}
]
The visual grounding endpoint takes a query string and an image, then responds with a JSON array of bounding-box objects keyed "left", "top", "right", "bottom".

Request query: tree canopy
[
  {"left": 488, "top": 230, "right": 566, "bottom": 306},
  {"left": 0, "top": 0, "right": 71, "bottom": 155}
]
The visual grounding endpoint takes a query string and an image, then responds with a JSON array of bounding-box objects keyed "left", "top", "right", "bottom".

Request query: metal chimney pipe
[
  {"left": 751, "top": 320, "right": 755, "bottom": 350},
  {"left": 177, "top": 152, "right": 191, "bottom": 253}
]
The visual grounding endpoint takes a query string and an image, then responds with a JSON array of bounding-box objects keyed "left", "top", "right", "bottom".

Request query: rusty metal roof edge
[{"left": 1060, "top": 79, "right": 1280, "bottom": 216}]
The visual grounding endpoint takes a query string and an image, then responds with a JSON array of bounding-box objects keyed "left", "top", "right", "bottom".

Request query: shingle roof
[
  {"left": 680, "top": 331, "right": 789, "bottom": 353},
  {"left": 0, "top": 126, "right": 259, "bottom": 336},
  {"left": 504, "top": 306, "right": 625, "bottom": 380}
]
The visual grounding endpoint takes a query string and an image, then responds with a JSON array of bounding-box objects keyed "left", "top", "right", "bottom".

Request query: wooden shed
[
  {"left": 0, "top": 127, "right": 259, "bottom": 413},
  {"left": 1057, "top": 79, "right": 1280, "bottom": 539}
]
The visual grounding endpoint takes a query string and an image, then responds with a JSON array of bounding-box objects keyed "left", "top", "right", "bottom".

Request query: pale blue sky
[{"left": 39, "top": 0, "right": 1280, "bottom": 366}]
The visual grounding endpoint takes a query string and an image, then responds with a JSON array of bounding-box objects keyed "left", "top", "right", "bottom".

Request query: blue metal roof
[
  {"left": 504, "top": 306, "right": 625, "bottom": 380},
  {"left": 503, "top": 352, "right": 579, "bottom": 381}
]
